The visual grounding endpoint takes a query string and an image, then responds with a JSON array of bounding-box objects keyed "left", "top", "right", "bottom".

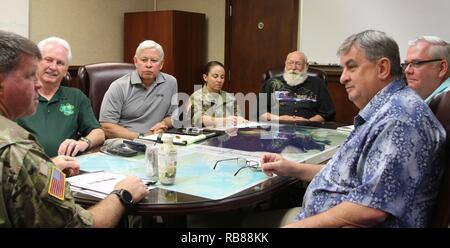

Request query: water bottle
[
  {"left": 158, "top": 134, "right": 177, "bottom": 185},
  {"left": 144, "top": 145, "right": 159, "bottom": 182}
]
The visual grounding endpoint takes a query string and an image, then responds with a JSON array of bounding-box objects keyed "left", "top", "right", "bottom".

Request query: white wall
[
  {"left": 28, "top": 0, "right": 223, "bottom": 65},
  {"left": 300, "top": 0, "right": 450, "bottom": 64},
  {"left": 0, "top": 0, "right": 29, "bottom": 37},
  {"left": 30, "top": 0, "right": 152, "bottom": 65}
]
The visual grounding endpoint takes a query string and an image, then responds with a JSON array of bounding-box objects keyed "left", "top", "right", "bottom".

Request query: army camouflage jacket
[
  {"left": 188, "top": 85, "right": 241, "bottom": 126},
  {"left": 0, "top": 114, "right": 93, "bottom": 227}
]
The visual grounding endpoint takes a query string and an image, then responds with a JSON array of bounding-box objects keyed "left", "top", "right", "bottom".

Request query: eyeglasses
[
  {"left": 401, "top": 58, "right": 443, "bottom": 71},
  {"left": 213, "top": 158, "right": 261, "bottom": 176},
  {"left": 286, "top": 61, "right": 306, "bottom": 67}
]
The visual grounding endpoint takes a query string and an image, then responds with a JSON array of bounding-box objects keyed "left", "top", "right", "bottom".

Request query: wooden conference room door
[{"left": 225, "top": 0, "right": 299, "bottom": 96}]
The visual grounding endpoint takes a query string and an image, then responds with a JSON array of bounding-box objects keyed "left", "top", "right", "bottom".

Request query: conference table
[
  {"left": 72, "top": 121, "right": 347, "bottom": 227},
  {"left": 74, "top": 170, "right": 299, "bottom": 227}
]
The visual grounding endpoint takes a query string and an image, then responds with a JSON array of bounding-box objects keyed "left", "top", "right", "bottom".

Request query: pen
[
  {"left": 156, "top": 133, "right": 163, "bottom": 143},
  {"left": 88, "top": 177, "right": 116, "bottom": 184},
  {"left": 204, "top": 132, "right": 217, "bottom": 138},
  {"left": 79, "top": 169, "right": 104, "bottom": 174},
  {"left": 144, "top": 180, "right": 157, "bottom": 186}
]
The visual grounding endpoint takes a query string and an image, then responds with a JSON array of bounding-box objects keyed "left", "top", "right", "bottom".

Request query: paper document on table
[
  {"left": 70, "top": 186, "right": 108, "bottom": 199},
  {"left": 336, "top": 125, "right": 354, "bottom": 134},
  {"left": 67, "top": 172, "right": 125, "bottom": 195},
  {"left": 205, "top": 121, "right": 264, "bottom": 131}
]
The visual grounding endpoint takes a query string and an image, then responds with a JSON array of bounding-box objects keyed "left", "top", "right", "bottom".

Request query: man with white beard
[{"left": 260, "top": 51, "right": 335, "bottom": 122}]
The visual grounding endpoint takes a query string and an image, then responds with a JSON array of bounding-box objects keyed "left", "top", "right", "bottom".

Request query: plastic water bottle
[
  {"left": 158, "top": 134, "right": 177, "bottom": 185},
  {"left": 144, "top": 145, "right": 159, "bottom": 182}
]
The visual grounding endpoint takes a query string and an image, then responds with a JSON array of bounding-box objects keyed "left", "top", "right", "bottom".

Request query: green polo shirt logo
[{"left": 59, "top": 103, "right": 75, "bottom": 116}]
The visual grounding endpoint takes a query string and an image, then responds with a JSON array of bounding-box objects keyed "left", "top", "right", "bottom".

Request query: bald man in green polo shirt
[{"left": 17, "top": 37, "right": 104, "bottom": 158}]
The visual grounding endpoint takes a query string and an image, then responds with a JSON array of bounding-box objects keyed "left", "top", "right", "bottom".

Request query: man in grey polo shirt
[{"left": 99, "top": 40, "right": 178, "bottom": 139}]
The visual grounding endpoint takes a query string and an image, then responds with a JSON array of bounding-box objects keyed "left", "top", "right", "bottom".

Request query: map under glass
[{"left": 76, "top": 125, "right": 348, "bottom": 200}]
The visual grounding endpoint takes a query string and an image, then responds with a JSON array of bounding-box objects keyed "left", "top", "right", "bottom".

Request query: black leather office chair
[
  {"left": 77, "top": 62, "right": 135, "bottom": 119},
  {"left": 260, "top": 66, "right": 333, "bottom": 122},
  {"left": 262, "top": 67, "right": 327, "bottom": 84},
  {"left": 60, "top": 73, "right": 72, "bottom": 87},
  {"left": 428, "top": 90, "right": 450, "bottom": 227}
]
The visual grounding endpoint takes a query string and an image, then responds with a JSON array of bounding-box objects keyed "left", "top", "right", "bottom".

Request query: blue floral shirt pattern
[{"left": 297, "top": 79, "right": 446, "bottom": 227}]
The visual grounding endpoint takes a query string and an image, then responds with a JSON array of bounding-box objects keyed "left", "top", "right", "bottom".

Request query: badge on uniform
[{"left": 48, "top": 167, "right": 65, "bottom": 201}]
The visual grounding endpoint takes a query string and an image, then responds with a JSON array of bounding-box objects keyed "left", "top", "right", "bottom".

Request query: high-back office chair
[
  {"left": 262, "top": 67, "right": 327, "bottom": 84},
  {"left": 77, "top": 62, "right": 135, "bottom": 119},
  {"left": 428, "top": 90, "right": 450, "bottom": 227},
  {"left": 60, "top": 73, "right": 72, "bottom": 87},
  {"left": 260, "top": 67, "right": 331, "bottom": 122}
]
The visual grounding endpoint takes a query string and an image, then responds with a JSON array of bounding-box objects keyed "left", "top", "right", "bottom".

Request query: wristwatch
[
  {"left": 79, "top": 137, "right": 92, "bottom": 149},
  {"left": 111, "top": 189, "right": 133, "bottom": 206}
]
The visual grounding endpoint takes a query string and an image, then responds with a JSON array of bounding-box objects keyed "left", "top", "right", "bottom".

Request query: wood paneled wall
[
  {"left": 124, "top": 11, "right": 206, "bottom": 95},
  {"left": 310, "top": 65, "right": 358, "bottom": 125}
]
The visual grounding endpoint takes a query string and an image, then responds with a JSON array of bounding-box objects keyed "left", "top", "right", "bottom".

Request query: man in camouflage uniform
[{"left": 0, "top": 30, "right": 149, "bottom": 227}]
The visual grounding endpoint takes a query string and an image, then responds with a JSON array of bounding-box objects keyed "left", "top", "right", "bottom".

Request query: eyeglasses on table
[{"left": 213, "top": 158, "right": 261, "bottom": 176}]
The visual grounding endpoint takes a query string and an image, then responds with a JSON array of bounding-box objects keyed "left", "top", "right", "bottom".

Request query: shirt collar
[
  {"left": 201, "top": 84, "right": 230, "bottom": 103},
  {"left": 131, "top": 70, "right": 165, "bottom": 88},
  {"left": 201, "top": 84, "right": 223, "bottom": 95},
  {"left": 356, "top": 78, "right": 406, "bottom": 126},
  {"left": 39, "top": 86, "right": 67, "bottom": 103},
  {"left": 425, "top": 76, "right": 450, "bottom": 103}
]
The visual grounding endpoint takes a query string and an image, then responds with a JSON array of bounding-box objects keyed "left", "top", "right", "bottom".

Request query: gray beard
[{"left": 283, "top": 71, "right": 308, "bottom": 86}]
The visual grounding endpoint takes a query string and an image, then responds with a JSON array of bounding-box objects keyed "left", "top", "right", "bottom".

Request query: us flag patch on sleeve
[{"left": 48, "top": 167, "right": 65, "bottom": 201}]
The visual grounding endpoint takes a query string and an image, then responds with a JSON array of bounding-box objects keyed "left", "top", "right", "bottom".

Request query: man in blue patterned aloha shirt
[{"left": 259, "top": 30, "right": 446, "bottom": 227}]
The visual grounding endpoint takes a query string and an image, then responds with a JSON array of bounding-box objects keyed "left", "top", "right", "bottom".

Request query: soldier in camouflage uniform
[
  {"left": 0, "top": 30, "right": 149, "bottom": 227},
  {"left": 188, "top": 61, "right": 247, "bottom": 127}
]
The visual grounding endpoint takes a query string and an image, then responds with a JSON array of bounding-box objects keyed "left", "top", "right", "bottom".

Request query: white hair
[
  {"left": 283, "top": 67, "right": 308, "bottom": 86},
  {"left": 135, "top": 40, "right": 164, "bottom": 60},
  {"left": 37, "top": 37, "right": 72, "bottom": 63},
  {"left": 408, "top": 36, "right": 450, "bottom": 63}
]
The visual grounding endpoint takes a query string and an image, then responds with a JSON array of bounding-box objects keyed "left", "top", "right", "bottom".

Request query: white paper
[
  {"left": 205, "top": 121, "right": 264, "bottom": 131},
  {"left": 67, "top": 172, "right": 125, "bottom": 195},
  {"left": 70, "top": 186, "right": 108, "bottom": 199},
  {"left": 336, "top": 125, "right": 354, "bottom": 134}
]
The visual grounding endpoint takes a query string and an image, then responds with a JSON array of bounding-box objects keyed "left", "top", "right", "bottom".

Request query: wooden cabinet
[{"left": 124, "top": 10, "right": 206, "bottom": 95}]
